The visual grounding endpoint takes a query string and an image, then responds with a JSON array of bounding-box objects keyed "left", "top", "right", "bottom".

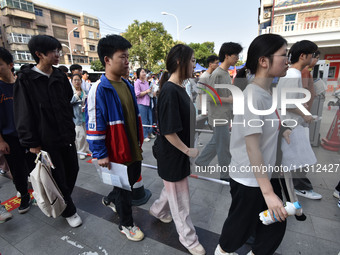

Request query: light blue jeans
[
  {"left": 195, "top": 125, "right": 231, "bottom": 179},
  {"left": 138, "top": 104, "right": 152, "bottom": 138}
]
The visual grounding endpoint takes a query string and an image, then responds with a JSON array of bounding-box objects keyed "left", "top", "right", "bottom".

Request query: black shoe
[{"left": 18, "top": 194, "right": 31, "bottom": 214}]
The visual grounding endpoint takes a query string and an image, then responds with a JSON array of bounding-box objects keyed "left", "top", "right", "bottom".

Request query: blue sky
[{"left": 39, "top": 0, "right": 260, "bottom": 60}]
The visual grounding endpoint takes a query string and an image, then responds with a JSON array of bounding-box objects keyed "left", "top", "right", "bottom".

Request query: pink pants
[{"left": 150, "top": 177, "right": 199, "bottom": 249}]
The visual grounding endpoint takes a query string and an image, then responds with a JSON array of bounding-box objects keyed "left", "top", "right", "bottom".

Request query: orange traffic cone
[
  {"left": 321, "top": 108, "right": 340, "bottom": 151},
  {"left": 132, "top": 175, "right": 151, "bottom": 206}
]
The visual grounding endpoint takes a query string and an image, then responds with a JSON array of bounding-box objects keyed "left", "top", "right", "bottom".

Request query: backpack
[{"left": 30, "top": 151, "right": 66, "bottom": 218}]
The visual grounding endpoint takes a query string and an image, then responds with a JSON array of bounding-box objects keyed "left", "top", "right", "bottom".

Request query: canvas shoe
[
  {"left": 188, "top": 243, "right": 206, "bottom": 255},
  {"left": 149, "top": 209, "right": 172, "bottom": 223},
  {"left": 295, "top": 189, "right": 322, "bottom": 200},
  {"left": 102, "top": 196, "right": 116, "bottom": 213},
  {"left": 0, "top": 205, "right": 13, "bottom": 223},
  {"left": 214, "top": 244, "right": 238, "bottom": 255},
  {"left": 119, "top": 225, "right": 144, "bottom": 241},
  {"left": 144, "top": 137, "right": 150, "bottom": 142},
  {"left": 333, "top": 190, "right": 340, "bottom": 199},
  {"left": 66, "top": 213, "right": 82, "bottom": 228},
  {"left": 18, "top": 194, "right": 31, "bottom": 214}
]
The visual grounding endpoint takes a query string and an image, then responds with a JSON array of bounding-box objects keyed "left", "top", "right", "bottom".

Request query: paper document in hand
[
  {"left": 92, "top": 160, "right": 131, "bottom": 191},
  {"left": 281, "top": 125, "right": 317, "bottom": 171}
]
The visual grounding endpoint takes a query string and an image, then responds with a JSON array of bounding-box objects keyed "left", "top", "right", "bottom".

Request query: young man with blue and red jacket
[{"left": 86, "top": 34, "right": 144, "bottom": 241}]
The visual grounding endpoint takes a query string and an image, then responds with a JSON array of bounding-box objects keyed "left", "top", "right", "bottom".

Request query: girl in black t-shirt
[{"left": 149, "top": 45, "right": 206, "bottom": 255}]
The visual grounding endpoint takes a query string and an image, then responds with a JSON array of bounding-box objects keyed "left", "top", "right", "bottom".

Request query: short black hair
[
  {"left": 206, "top": 55, "right": 219, "bottom": 66},
  {"left": 97, "top": 34, "right": 132, "bottom": 66},
  {"left": 28, "top": 35, "right": 62, "bottom": 64},
  {"left": 82, "top": 70, "right": 88, "bottom": 75},
  {"left": 58, "top": 65, "right": 68, "bottom": 73},
  {"left": 70, "top": 64, "right": 82, "bottom": 72},
  {"left": 219, "top": 42, "right": 243, "bottom": 62},
  {"left": 0, "top": 47, "right": 14, "bottom": 64},
  {"left": 136, "top": 68, "right": 145, "bottom": 79},
  {"left": 289, "top": 40, "right": 318, "bottom": 64}
]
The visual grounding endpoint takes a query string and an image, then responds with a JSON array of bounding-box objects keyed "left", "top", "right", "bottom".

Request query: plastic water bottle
[{"left": 259, "top": 201, "right": 301, "bottom": 225}]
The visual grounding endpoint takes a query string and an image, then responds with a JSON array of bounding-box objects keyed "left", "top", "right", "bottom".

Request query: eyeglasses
[
  {"left": 272, "top": 53, "right": 291, "bottom": 62},
  {"left": 51, "top": 49, "right": 62, "bottom": 56}
]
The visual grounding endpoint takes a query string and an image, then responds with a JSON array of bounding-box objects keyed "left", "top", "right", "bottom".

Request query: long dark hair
[{"left": 158, "top": 44, "right": 194, "bottom": 94}]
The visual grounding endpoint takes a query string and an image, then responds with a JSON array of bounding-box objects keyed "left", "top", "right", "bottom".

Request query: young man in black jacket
[{"left": 13, "top": 35, "right": 82, "bottom": 227}]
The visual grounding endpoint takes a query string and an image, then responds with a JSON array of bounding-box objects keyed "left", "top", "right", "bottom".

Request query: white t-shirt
[
  {"left": 229, "top": 84, "right": 280, "bottom": 187},
  {"left": 277, "top": 68, "right": 304, "bottom": 126}
]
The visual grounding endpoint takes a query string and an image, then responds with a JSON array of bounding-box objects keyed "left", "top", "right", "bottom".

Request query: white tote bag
[
  {"left": 281, "top": 125, "right": 317, "bottom": 171},
  {"left": 30, "top": 151, "right": 66, "bottom": 218}
]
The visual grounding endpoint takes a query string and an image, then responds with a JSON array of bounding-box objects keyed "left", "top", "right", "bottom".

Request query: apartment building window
[
  {"left": 89, "top": 45, "right": 96, "bottom": 51},
  {"left": 69, "top": 55, "right": 88, "bottom": 64},
  {"left": 7, "top": 33, "right": 32, "bottom": 44},
  {"left": 88, "top": 31, "right": 94, "bottom": 39},
  {"left": 96, "top": 32, "right": 100, "bottom": 39},
  {"left": 72, "top": 17, "right": 78, "bottom": 25},
  {"left": 285, "top": 14, "right": 296, "bottom": 31},
  {"left": 73, "top": 31, "right": 80, "bottom": 38},
  {"left": 35, "top": 8, "right": 43, "bottom": 17},
  {"left": 37, "top": 26, "right": 47, "bottom": 33},
  {"left": 1, "top": 0, "right": 34, "bottom": 12},
  {"left": 20, "top": 20, "right": 30, "bottom": 28},
  {"left": 13, "top": 50, "right": 34, "bottom": 61},
  {"left": 75, "top": 44, "right": 83, "bottom": 52},
  {"left": 52, "top": 26, "right": 67, "bottom": 40},
  {"left": 51, "top": 11, "right": 66, "bottom": 25}
]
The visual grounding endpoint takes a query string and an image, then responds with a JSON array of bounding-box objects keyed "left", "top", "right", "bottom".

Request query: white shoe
[
  {"left": 295, "top": 189, "right": 322, "bottom": 200},
  {"left": 144, "top": 137, "right": 150, "bottom": 142},
  {"left": 333, "top": 190, "right": 340, "bottom": 199},
  {"left": 188, "top": 243, "right": 206, "bottom": 255},
  {"left": 79, "top": 154, "right": 86, "bottom": 160},
  {"left": 149, "top": 209, "right": 172, "bottom": 223},
  {"left": 17, "top": 191, "right": 21, "bottom": 198},
  {"left": 66, "top": 213, "right": 82, "bottom": 228},
  {"left": 119, "top": 225, "right": 144, "bottom": 241},
  {"left": 214, "top": 244, "right": 238, "bottom": 255},
  {"left": 149, "top": 134, "right": 156, "bottom": 139}
]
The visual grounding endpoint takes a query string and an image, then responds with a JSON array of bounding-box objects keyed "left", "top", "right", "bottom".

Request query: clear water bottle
[{"left": 259, "top": 201, "right": 302, "bottom": 225}]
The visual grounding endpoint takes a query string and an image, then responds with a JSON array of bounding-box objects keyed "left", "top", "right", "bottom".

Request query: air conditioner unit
[
  {"left": 264, "top": 12, "right": 271, "bottom": 19},
  {"left": 73, "top": 49, "right": 77, "bottom": 52},
  {"left": 80, "top": 51, "right": 84, "bottom": 54}
]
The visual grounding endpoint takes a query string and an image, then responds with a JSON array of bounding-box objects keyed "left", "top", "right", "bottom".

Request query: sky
[{"left": 38, "top": 0, "right": 261, "bottom": 61}]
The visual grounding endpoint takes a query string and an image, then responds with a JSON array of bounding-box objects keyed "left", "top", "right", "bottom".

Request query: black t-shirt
[{"left": 156, "top": 81, "right": 196, "bottom": 182}]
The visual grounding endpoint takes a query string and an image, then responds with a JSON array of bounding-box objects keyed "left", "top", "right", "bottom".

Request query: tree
[
  {"left": 91, "top": 60, "right": 104, "bottom": 71},
  {"left": 123, "top": 20, "right": 175, "bottom": 73},
  {"left": 188, "top": 42, "right": 215, "bottom": 67}
]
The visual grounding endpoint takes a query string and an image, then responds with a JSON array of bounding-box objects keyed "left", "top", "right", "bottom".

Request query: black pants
[
  {"left": 107, "top": 161, "right": 141, "bottom": 227},
  {"left": 336, "top": 181, "right": 340, "bottom": 192},
  {"left": 45, "top": 143, "right": 79, "bottom": 218},
  {"left": 219, "top": 179, "right": 286, "bottom": 255},
  {"left": 292, "top": 167, "right": 313, "bottom": 191},
  {"left": 3, "top": 134, "right": 35, "bottom": 196}
]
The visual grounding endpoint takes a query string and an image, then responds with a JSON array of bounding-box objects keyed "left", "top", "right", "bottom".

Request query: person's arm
[
  {"left": 287, "top": 108, "right": 313, "bottom": 123},
  {"left": 134, "top": 80, "right": 151, "bottom": 98},
  {"left": 86, "top": 87, "right": 109, "bottom": 168},
  {"left": 208, "top": 73, "right": 233, "bottom": 103},
  {"left": 245, "top": 134, "right": 288, "bottom": 222},
  {"left": 0, "top": 134, "right": 10, "bottom": 154},
  {"left": 13, "top": 75, "right": 41, "bottom": 150},
  {"left": 164, "top": 133, "right": 198, "bottom": 158}
]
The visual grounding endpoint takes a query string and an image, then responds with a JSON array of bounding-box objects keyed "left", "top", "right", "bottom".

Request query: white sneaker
[
  {"left": 144, "top": 137, "right": 150, "bottom": 142},
  {"left": 66, "top": 213, "right": 82, "bottom": 228},
  {"left": 79, "top": 154, "right": 86, "bottom": 160},
  {"left": 214, "top": 244, "right": 238, "bottom": 255},
  {"left": 149, "top": 134, "right": 156, "bottom": 139},
  {"left": 149, "top": 209, "right": 172, "bottom": 223},
  {"left": 119, "top": 225, "right": 144, "bottom": 241},
  {"left": 295, "top": 189, "right": 322, "bottom": 200},
  {"left": 188, "top": 243, "right": 206, "bottom": 255},
  {"left": 0, "top": 205, "right": 13, "bottom": 223},
  {"left": 333, "top": 190, "right": 340, "bottom": 199}
]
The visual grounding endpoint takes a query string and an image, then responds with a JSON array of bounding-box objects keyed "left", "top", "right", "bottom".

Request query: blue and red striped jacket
[{"left": 86, "top": 74, "right": 143, "bottom": 163}]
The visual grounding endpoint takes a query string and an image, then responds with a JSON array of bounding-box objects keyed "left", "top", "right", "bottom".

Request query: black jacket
[{"left": 13, "top": 64, "right": 75, "bottom": 149}]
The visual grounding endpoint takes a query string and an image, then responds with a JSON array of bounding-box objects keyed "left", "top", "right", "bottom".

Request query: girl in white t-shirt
[{"left": 215, "top": 34, "right": 292, "bottom": 255}]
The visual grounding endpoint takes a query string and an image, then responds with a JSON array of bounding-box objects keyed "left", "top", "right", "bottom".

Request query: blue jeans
[
  {"left": 138, "top": 104, "right": 152, "bottom": 138},
  {"left": 195, "top": 125, "right": 231, "bottom": 179}
]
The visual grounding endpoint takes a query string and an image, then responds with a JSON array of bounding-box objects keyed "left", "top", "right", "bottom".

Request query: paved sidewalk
[{"left": 0, "top": 92, "right": 339, "bottom": 255}]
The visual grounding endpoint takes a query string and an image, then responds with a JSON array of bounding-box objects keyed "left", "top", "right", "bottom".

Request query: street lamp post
[
  {"left": 180, "top": 25, "right": 192, "bottom": 38},
  {"left": 66, "top": 27, "right": 78, "bottom": 64},
  {"left": 161, "top": 12, "right": 192, "bottom": 41}
]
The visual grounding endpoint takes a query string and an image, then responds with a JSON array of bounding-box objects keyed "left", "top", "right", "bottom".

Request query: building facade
[
  {"left": 0, "top": 0, "right": 101, "bottom": 65},
  {"left": 258, "top": 0, "right": 340, "bottom": 89}
]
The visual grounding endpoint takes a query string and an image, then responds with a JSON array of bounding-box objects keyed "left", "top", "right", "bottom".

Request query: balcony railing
[{"left": 261, "top": 18, "right": 340, "bottom": 35}]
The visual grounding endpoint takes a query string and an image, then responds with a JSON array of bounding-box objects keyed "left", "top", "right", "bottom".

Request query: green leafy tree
[
  {"left": 123, "top": 20, "right": 175, "bottom": 73},
  {"left": 188, "top": 42, "right": 215, "bottom": 67},
  {"left": 91, "top": 60, "right": 104, "bottom": 71},
  {"left": 236, "top": 59, "right": 245, "bottom": 66}
]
